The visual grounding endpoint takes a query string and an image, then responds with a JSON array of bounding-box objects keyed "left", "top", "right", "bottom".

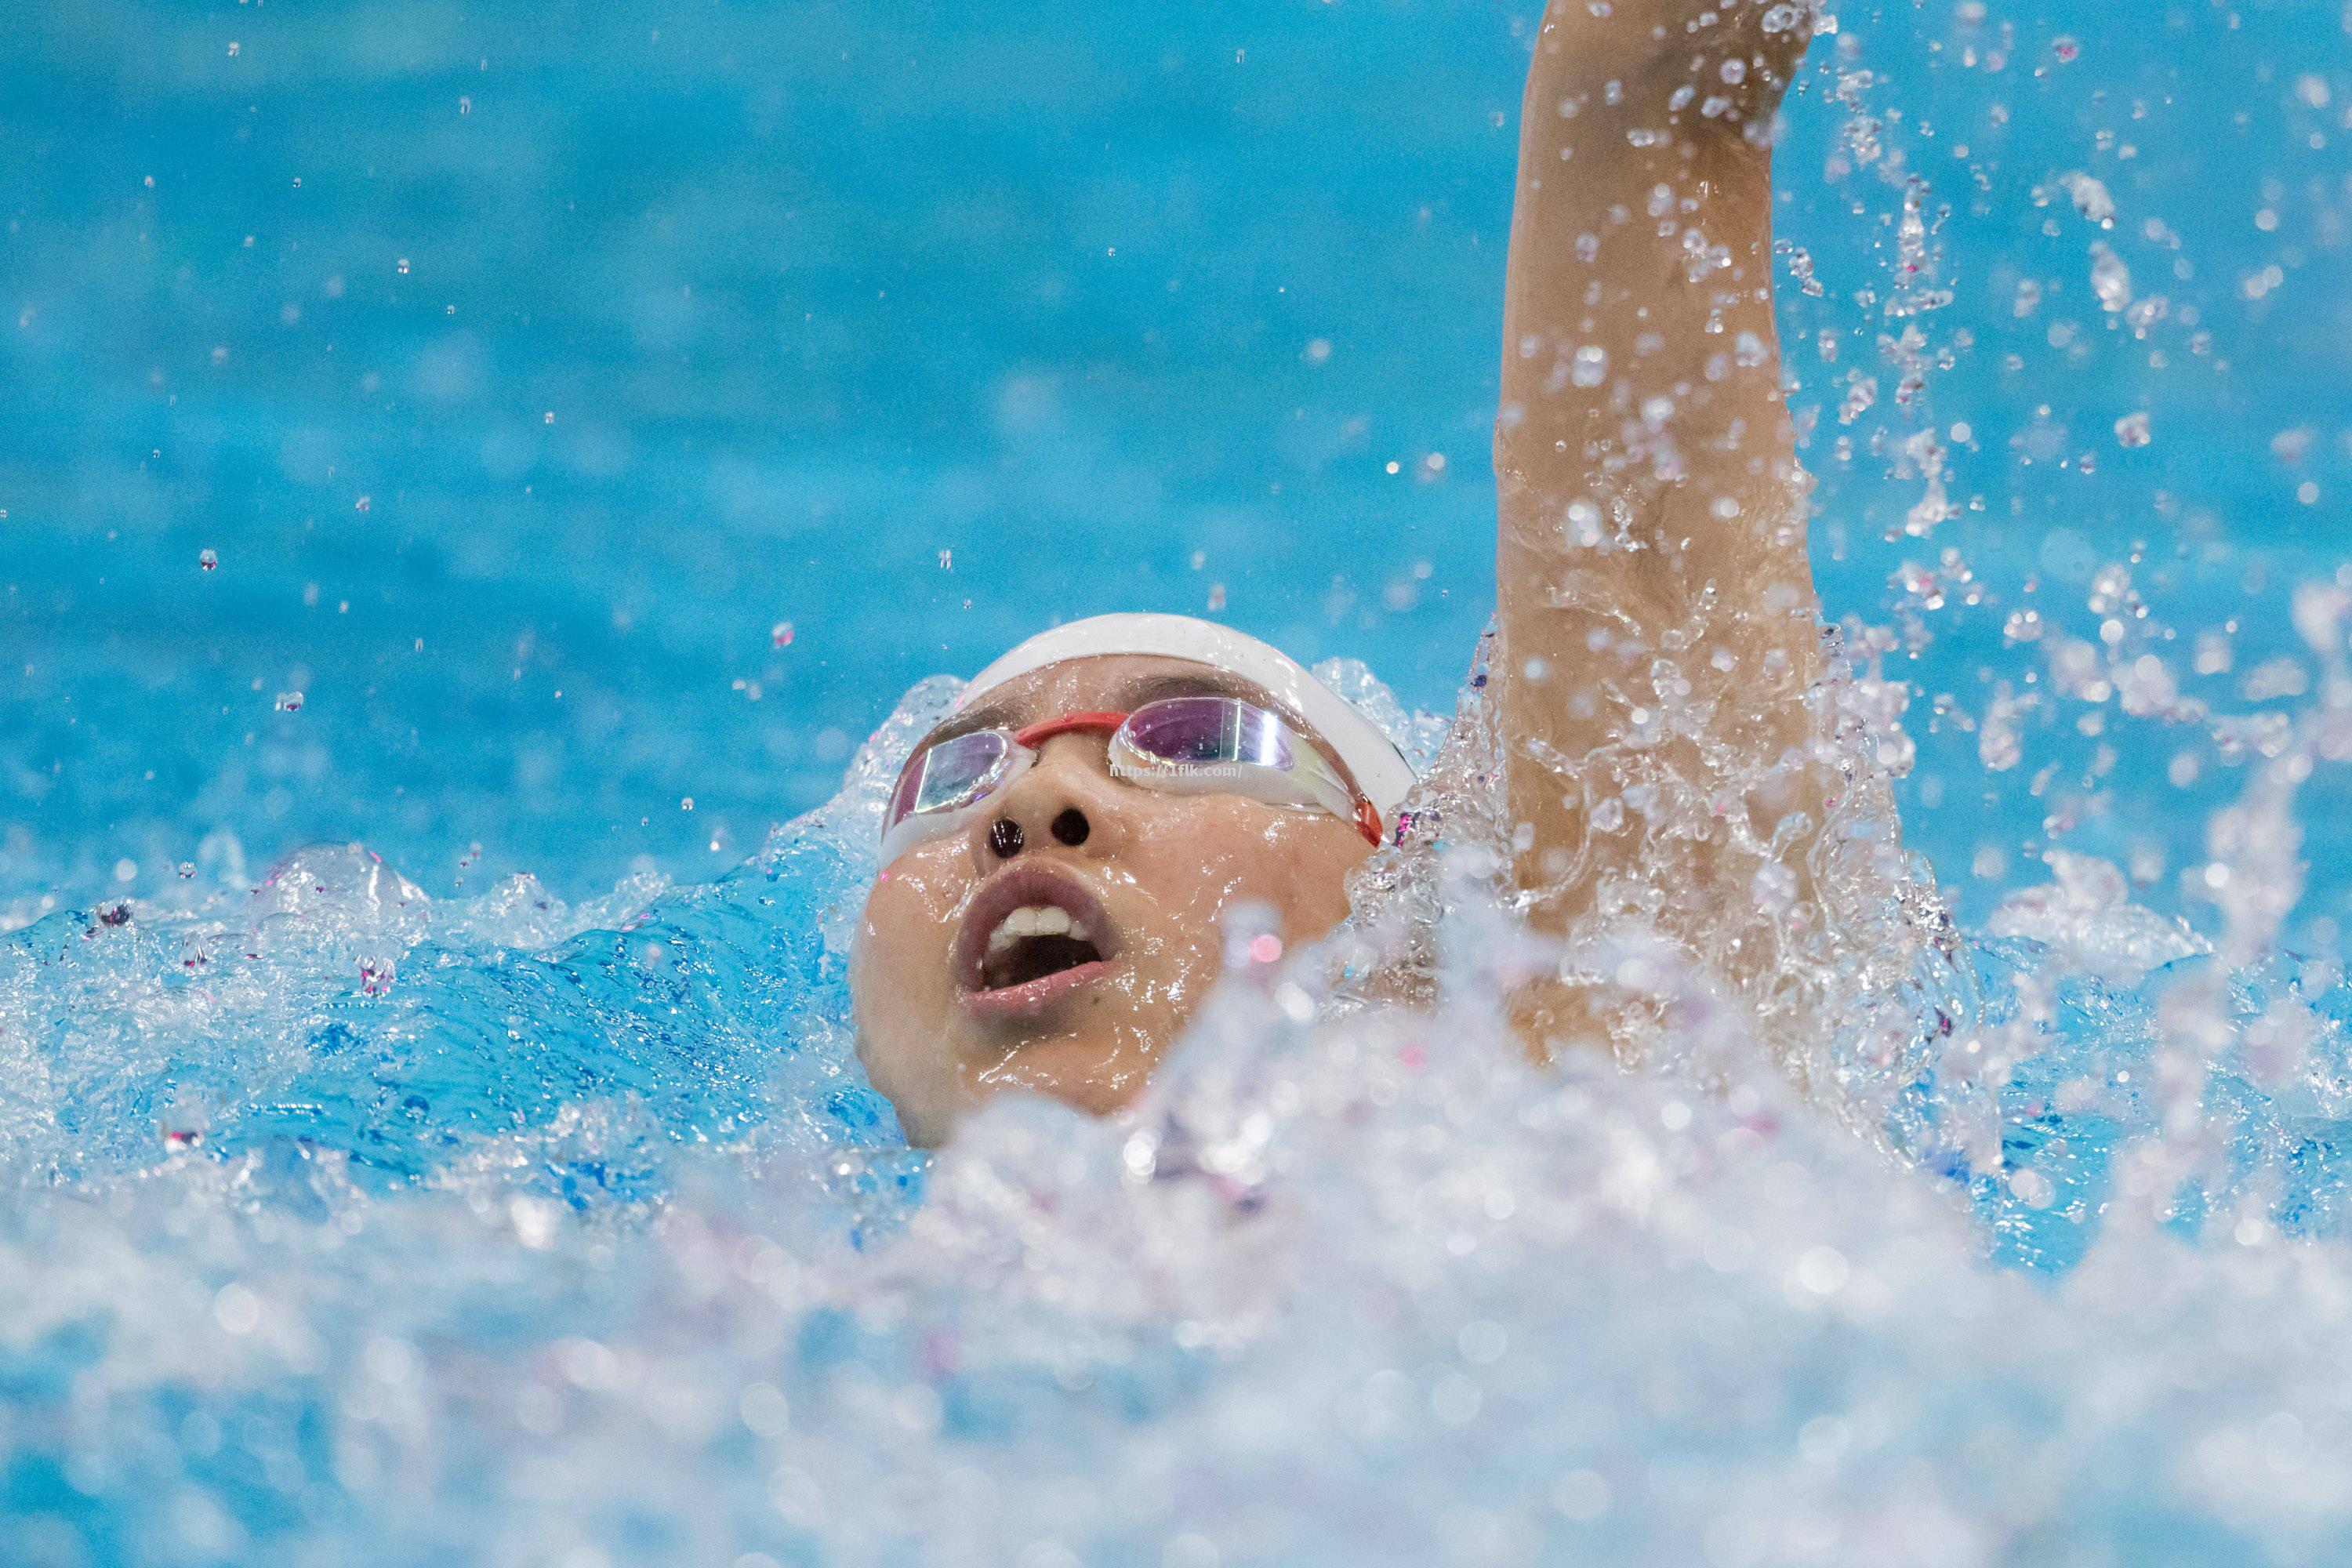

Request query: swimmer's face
[{"left": 851, "top": 654, "right": 1377, "bottom": 1146}]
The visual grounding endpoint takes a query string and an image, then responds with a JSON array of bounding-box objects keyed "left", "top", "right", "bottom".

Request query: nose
[{"left": 973, "top": 736, "right": 1122, "bottom": 866}]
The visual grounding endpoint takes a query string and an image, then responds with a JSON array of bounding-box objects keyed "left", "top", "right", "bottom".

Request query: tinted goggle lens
[
  {"left": 884, "top": 729, "right": 1014, "bottom": 833},
  {"left": 1119, "top": 695, "right": 1294, "bottom": 771}
]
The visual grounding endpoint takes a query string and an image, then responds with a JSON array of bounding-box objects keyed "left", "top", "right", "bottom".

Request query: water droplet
[
  {"left": 2059, "top": 172, "right": 2114, "bottom": 227},
  {"left": 1553, "top": 1469, "right": 1610, "bottom": 1520},
  {"left": 1796, "top": 1245, "right": 1849, "bottom": 1294},
  {"left": 1751, "top": 861, "right": 1798, "bottom": 913},
  {"left": 1894, "top": 561, "right": 1946, "bottom": 611},
  {"left": 2123, "top": 296, "right": 2169, "bottom": 336},
  {"left": 1838, "top": 375, "right": 1878, "bottom": 424},
  {"left": 2089, "top": 243, "right": 2132, "bottom": 313}
]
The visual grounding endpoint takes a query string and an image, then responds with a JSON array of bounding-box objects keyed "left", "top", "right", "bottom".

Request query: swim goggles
[{"left": 880, "top": 696, "right": 1383, "bottom": 866}]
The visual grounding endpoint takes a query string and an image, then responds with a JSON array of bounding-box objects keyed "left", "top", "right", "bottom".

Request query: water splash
[{"left": 13, "top": 624, "right": 2352, "bottom": 1564}]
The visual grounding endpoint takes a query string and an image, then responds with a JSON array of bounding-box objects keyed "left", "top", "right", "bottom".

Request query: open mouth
[
  {"left": 982, "top": 904, "right": 1103, "bottom": 989},
  {"left": 956, "top": 865, "right": 1120, "bottom": 1018}
]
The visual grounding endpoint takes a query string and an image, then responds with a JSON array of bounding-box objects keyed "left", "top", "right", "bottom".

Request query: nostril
[
  {"left": 989, "top": 818, "right": 1025, "bottom": 858},
  {"left": 1051, "top": 808, "right": 1090, "bottom": 847}
]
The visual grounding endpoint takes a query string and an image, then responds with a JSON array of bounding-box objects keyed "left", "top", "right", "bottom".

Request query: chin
[
  {"left": 969, "top": 1026, "right": 1164, "bottom": 1118},
  {"left": 856, "top": 1040, "right": 964, "bottom": 1149},
  {"left": 859, "top": 979, "right": 1188, "bottom": 1145}
]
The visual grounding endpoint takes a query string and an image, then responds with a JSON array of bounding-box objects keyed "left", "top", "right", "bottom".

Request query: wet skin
[{"left": 852, "top": 654, "right": 1377, "bottom": 1147}]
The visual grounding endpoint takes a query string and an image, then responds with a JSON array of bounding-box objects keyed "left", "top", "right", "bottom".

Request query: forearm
[{"left": 1498, "top": 7, "right": 1809, "bottom": 618}]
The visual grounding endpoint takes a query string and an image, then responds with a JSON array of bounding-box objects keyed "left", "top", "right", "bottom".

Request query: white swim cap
[{"left": 957, "top": 612, "right": 1417, "bottom": 820}]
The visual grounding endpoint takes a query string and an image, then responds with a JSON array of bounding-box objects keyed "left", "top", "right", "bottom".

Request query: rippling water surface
[{"left": 6, "top": 2, "right": 2352, "bottom": 1564}]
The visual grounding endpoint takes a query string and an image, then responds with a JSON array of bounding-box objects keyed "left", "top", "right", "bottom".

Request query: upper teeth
[{"left": 986, "top": 904, "right": 1087, "bottom": 951}]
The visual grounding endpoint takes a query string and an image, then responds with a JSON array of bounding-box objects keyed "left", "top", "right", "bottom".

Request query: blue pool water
[{"left": 7, "top": 2, "right": 2352, "bottom": 1563}]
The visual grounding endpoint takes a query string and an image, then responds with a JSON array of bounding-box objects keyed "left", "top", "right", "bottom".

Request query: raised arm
[{"left": 1492, "top": 1, "right": 1830, "bottom": 1054}]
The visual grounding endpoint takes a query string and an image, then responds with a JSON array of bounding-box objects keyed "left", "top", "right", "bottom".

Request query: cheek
[
  {"left": 1123, "top": 810, "right": 1348, "bottom": 929},
  {"left": 855, "top": 861, "right": 969, "bottom": 1003},
  {"left": 852, "top": 864, "right": 976, "bottom": 1127}
]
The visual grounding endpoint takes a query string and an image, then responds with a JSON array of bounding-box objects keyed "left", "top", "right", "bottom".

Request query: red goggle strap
[{"left": 1012, "top": 710, "right": 1130, "bottom": 747}]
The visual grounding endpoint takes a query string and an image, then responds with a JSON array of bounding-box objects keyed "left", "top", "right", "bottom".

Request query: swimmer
[{"left": 854, "top": 0, "right": 1835, "bottom": 1145}]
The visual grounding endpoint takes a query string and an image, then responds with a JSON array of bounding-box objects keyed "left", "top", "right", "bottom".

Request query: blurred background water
[{"left": 7, "top": 0, "right": 2345, "bottom": 943}]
